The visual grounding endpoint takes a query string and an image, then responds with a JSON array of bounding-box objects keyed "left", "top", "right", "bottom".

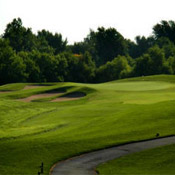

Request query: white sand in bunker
[
  {"left": 52, "top": 92, "right": 85, "bottom": 102},
  {"left": 19, "top": 92, "right": 63, "bottom": 102},
  {"left": 23, "top": 85, "right": 48, "bottom": 90}
]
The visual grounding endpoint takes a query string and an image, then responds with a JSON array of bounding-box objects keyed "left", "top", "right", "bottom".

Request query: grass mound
[
  {"left": 0, "top": 75, "right": 175, "bottom": 174},
  {"left": 52, "top": 92, "right": 85, "bottom": 102},
  {"left": 0, "top": 83, "right": 26, "bottom": 91}
]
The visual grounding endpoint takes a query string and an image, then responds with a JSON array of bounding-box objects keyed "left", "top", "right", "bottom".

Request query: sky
[{"left": 0, "top": 0, "right": 175, "bottom": 44}]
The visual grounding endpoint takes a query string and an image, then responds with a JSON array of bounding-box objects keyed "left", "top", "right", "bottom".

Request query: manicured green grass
[
  {"left": 97, "top": 144, "right": 175, "bottom": 175},
  {"left": 0, "top": 75, "right": 175, "bottom": 174},
  {"left": 0, "top": 83, "right": 26, "bottom": 91}
]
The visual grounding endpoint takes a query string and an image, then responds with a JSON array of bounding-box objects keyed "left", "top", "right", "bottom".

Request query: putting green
[{"left": 94, "top": 81, "right": 175, "bottom": 91}]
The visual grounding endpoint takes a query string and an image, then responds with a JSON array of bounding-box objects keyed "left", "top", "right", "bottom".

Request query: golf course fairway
[{"left": 0, "top": 75, "right": 175, "bottom": 174}]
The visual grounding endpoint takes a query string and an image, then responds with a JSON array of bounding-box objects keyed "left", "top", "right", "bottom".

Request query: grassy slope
[
  {"left": 0, "top": 75, "right": 175, "bottom": 174},
  {"left": 97, "top": 144, "right": 175, "bottom": 175}
]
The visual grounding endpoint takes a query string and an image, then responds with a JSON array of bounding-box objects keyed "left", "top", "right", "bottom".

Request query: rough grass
[
  {"left": 97, "top": 144, "right": 175, "bottom": 175},
  {"left": 0, "top": 75, "right": 175, "bottom": 174}
]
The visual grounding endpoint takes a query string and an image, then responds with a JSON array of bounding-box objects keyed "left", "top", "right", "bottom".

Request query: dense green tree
[
  {"left": 134, "top": 54, "right": 152, "bottom": 76},
  {"left": 69, "top": 30, "right": 98, "bottom": 64},
  {"left": 18, "top": 52, "right": 40, "bottom": 82},
  {"left": 30, "top": 51, "right": 58, "bottom": 82},
  {"left": 62, "top": 52, "right": 80, "bottom": 82},
  {"left": 3, "top": 18, "right": 37, "bottom": 52},
  {"left": 2, "top": 18, "right": 175, "bottom": 85},
  {"left": 127, "top": 36, "right": 155, "bottom": 58},
  {"left": 71, "top": 27, "right": 127, "bottom": 66},
  {"left": 37, "top": 30, "right": 67, "bottom": 54},
  {"left": 90, "top": 27, "right": 127, "bottom": 65},
  {"left": 36, "top": 36, "right": 54, "bottom": 54},
  {"left": 153, "top": 20, "right": 175, "bottom": 43},
  {"left": 0, "top": 39, "right": 27, "bottom": 84},
  {"left": 134, "top": 46, "right": 171, "bottom": 76},
  {"left": 64, "top": 52, "right": 95, "bottom": 82},
  {"left": 54, "top": 54, "right": 68, "bottom": 82},
  {"left": 77, "top": 52, "right": 96, "bottom": 82},
  {"left": 68, "top": 42, "right": 87, "bottom": 54},
  {"left": 96, "top": 56, "right": 131, "bottom": 82},
  {"left": 148, "top": 46, "right": 166, "bottom": 74},
  {"left": 156, "top": 37, "right": 175, "bottom": 58},
  {"left": 167, "top": 56, "right": 175, "bottom": 74}
]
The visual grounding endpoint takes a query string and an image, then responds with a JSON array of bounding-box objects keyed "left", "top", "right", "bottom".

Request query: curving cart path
[{"left": 50, "top": 136, "right": 175, "bottom": 175}]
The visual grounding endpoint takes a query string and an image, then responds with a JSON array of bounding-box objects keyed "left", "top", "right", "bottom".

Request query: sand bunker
[
  {"left": 23, "top": 85, "right": 48, "bottom": 90},
  {"left": 0, "top": 91, "right": 10, "bottom": 94},
  {"left": 19, "top": 92, "right": 63, "bottom": 102},
  {"left": 52, "top": 92, "right": 85, "bottom": 102},
  {"left": 19, "top": 91, "right": 85, "bottom": 102}
]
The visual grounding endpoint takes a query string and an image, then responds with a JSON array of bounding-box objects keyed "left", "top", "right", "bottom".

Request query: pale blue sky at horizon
[{"left": 0, "top": 0, "right": 175, "bottom": 44}]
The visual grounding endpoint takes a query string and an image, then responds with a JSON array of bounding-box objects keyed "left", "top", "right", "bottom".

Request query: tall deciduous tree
[
  {"left": 37, "top": 30, "right": 67, "bottom": 54},
  {"left": 71, "top": 27, "right": 127, "bottom": 66},
  {"left": 3, "top": 18, "right": 37, "bottom": 52},
  {"left": 0, "top": 39, "right": 27, "bottom": 84},
  {"left": 127, "top": 36, "right": 155, "bottom": 59},
  {"left": 153, "top": 20, "right": 175, "bottom": 43},
  {"left": 134, "top": 46, "right": 170, "bottom": 76},
  {"left": 96, "top": 55, "right": 131, "bottom": 82},
  {"left": 89, "top": 27, "right": 127, "bottom": 65}
]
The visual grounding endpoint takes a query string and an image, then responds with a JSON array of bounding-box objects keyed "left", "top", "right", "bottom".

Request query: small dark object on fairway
[
  {"left": 40, "top": 162, "right": 44, "bottom": 174},
  {"left": 96, "top": 170, "right": 100, "bottom": 174},
  {"left": 156, "top": 133, "right": 160, "bottom": 137},
  {"left": 38, "top": 172, "right": 40, "bottom": 175}
]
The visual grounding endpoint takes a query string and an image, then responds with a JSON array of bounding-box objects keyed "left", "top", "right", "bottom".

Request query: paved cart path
[{"left": 50, "top": 136, "right": 175, "bottom": 175}]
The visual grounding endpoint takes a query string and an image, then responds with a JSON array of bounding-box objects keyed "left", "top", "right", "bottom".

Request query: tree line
[{"left": 1, "top": 18, "right": 175, "bottom": 84}]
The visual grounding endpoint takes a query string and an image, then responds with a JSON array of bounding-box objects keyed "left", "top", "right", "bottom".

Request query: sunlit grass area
[
  {"left": 0, "top": 75, "right": 175, "bottom": 174},
  {"left": 97, "top": 144, "right": 175, "bottom": 175}
]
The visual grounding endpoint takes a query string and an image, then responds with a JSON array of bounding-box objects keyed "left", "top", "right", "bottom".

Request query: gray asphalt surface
[{"left": 50, "top": 136, "right": 175, "bottom": 175}]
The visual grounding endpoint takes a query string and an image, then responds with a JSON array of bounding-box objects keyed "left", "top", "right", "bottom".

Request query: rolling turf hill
[{"left": 0, "top": 75, "right": 175, "bottom": 174}]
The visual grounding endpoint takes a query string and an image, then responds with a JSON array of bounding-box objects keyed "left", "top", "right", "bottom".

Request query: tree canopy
[
  {"left": 153, "top": 20, "right": 175, "bottom": 43},
  {"left": 1, "top": 18, "right": 175, "bottom": 84}
]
